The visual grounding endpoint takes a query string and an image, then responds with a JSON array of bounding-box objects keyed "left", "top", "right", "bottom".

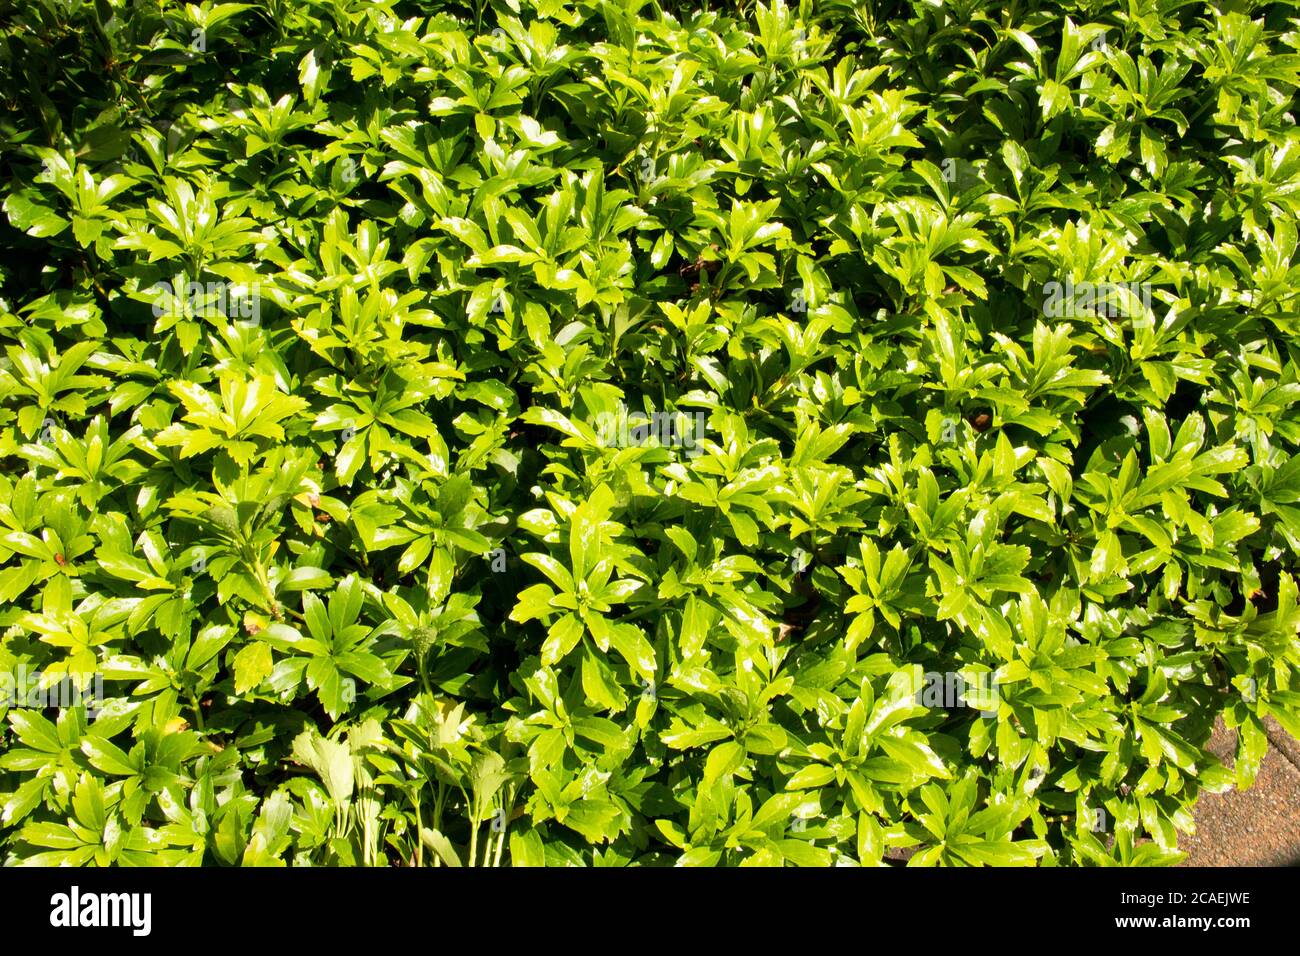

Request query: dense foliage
[{"left": 2, "top": 0, "right": 1299, "bottom": 867}]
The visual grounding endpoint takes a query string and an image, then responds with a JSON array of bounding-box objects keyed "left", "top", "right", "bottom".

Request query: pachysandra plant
[{"left": 0, "top": 0, "right": 1298, "bottom": 868}]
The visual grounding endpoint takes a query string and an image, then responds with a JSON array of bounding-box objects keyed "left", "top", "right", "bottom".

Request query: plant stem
[
  {"left": 187, "top": 689, "right": 207, "bottom": 733},
  {"left": 413, "top": 789, "right": 423, "bottom": 868},
  {"left": 493, "top": 817, "right": 508, "bottom": 867}
]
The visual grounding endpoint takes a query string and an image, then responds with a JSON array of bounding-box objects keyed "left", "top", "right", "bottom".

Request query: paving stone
[
  {"left": 877, "top": 718, "right": 1300, "bottom": 866},
  {"left": 1263, "top": 717, "right": 1300, "bottom": 772},
  {"left": 1179, "top": 726, "right": 1300, "bottom": 867},
  {"left": 1206, "top": 718, "right": 1236, "bottom": 765}
]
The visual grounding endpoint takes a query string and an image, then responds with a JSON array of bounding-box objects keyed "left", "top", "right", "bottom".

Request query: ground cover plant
[{"left": 1, "top": 0, "right": 1299, "bottom": 867}]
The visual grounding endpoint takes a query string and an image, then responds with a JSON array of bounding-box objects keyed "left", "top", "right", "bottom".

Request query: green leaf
[{"left": 233, "top": 641, "right": 274, "bottom": 694}]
